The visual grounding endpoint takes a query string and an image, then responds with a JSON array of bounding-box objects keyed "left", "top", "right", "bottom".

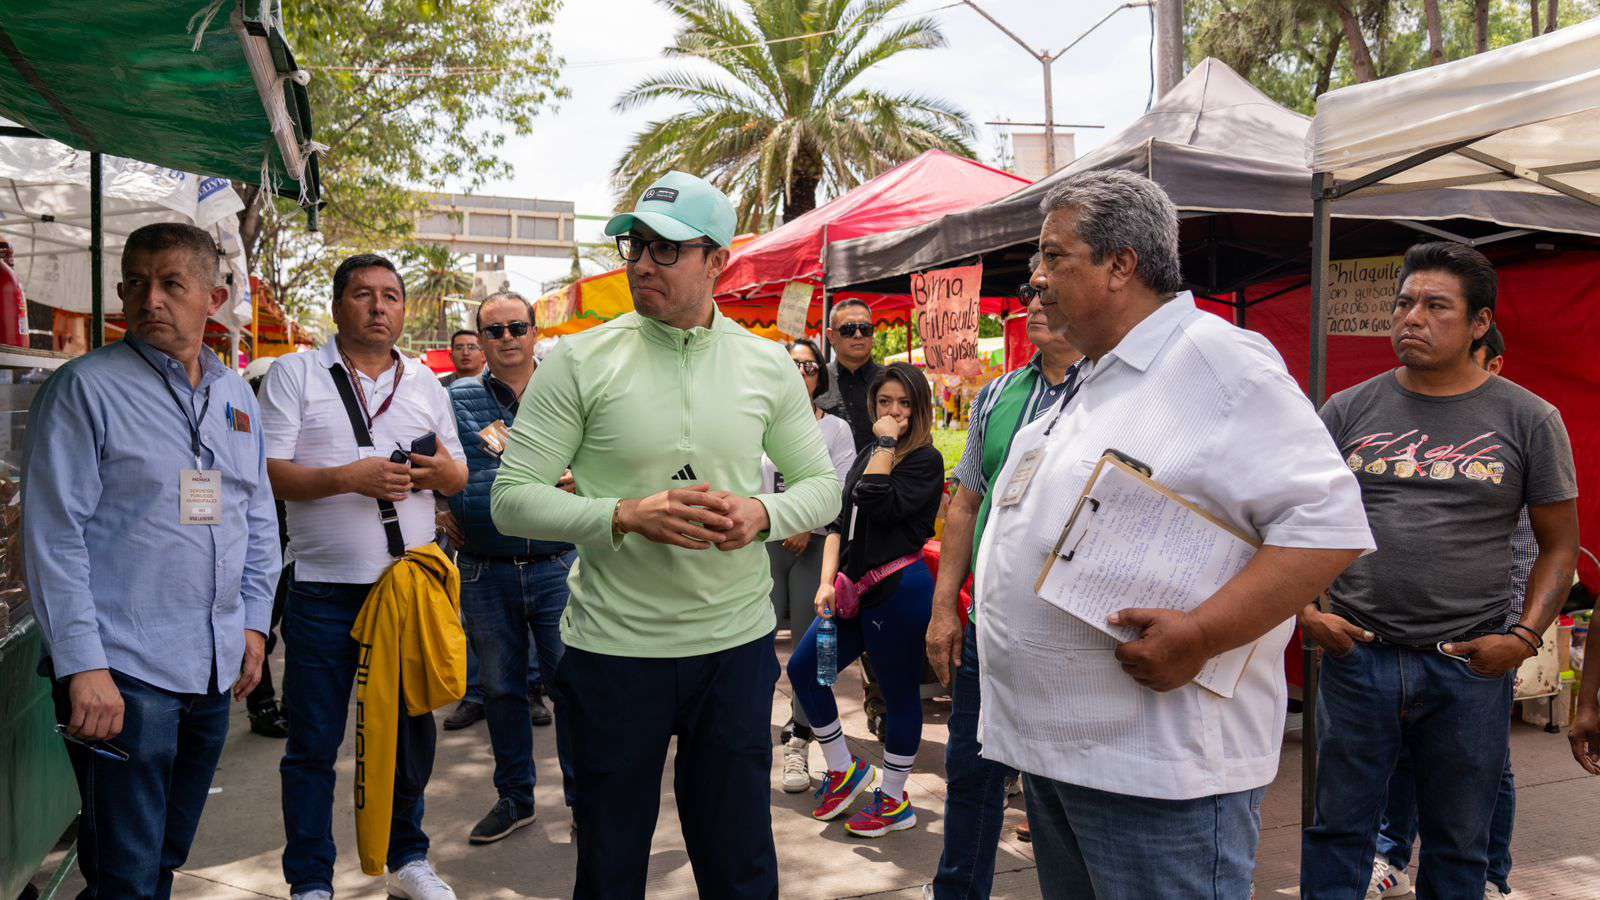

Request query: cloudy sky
[{"left": 461, "top": 0, "right": 1163, "bottom": 293}]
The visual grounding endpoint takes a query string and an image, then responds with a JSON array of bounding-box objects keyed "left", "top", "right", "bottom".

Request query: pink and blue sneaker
[
  {"left": 812, "top": 757, "right": 876, "bottom": 821},
  {"left": 844, "top": 789, "right": 917, "bottom": 837}
]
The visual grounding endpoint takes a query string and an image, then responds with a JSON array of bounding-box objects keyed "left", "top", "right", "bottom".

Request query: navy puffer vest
[{"left": 448, "top": 374, "right": 573, "bottom": 559}]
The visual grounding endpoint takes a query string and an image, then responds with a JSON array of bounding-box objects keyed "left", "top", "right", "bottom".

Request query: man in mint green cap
[{"left": 491, "top": 171, "right": 840, "bottom": 898}]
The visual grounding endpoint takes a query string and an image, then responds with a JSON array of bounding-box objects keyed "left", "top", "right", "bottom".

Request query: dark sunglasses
[
  {"left": 794, "top": 360, "right": 820, "bottom": 375},
  {"left": 479, "top": 321, "right": 531, "bottom": 340},
  {"left": 1018, "top": 283, "right": 1040, "bottom": 301},
  {"left": 616, "top": 235, "right": 718, "bottom": 267},
  {"left": 835, "top": 323, "right": 873, "bottom": 339},
  {"left": 55, "top": 724, "right": 129, "bottom": 762}
]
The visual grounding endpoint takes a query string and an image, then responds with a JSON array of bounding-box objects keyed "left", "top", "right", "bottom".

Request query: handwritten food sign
[
  {"left": 1325, "top": 256, "right": 1402, "bottom": 337},
  {"left": 912, "top": 263, "right": 982, "bottom": 376}
]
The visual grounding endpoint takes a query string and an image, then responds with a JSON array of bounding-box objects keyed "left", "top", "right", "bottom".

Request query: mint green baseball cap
[{"left": 604, "top": 171, "right": 737, "bottom": 248}]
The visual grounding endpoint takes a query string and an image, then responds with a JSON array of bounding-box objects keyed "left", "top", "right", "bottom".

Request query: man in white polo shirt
[
  {"left": 259, "top": 253, "right": 467, "bottom": 900},
  {"left": 974, "top": 171, "right": 1374, "bottom": 897}
]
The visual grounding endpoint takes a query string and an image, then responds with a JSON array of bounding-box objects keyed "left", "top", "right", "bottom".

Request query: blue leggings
[{"left": 787, "top": 561, "right": 933, "bottom": 758}]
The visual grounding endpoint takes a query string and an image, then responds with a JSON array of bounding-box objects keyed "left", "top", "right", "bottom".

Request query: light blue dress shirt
[{"left": 22, "top": 337, "right": 281, "bottom": 694}]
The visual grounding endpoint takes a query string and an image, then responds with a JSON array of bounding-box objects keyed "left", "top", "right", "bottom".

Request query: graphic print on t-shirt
[{"left": 1340, "top": 428, "right": 1506, "bottom": 485}]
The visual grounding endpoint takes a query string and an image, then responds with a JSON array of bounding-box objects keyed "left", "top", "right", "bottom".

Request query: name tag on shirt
[
  {"left": 478, "top": 420, "right": 511, "bottom": 457},
  {"left": 181, "top": 469, "right": 224, "bottom": 525},
  {"left": 998, "top": 448, "right": 1045, "bottom": 508}
]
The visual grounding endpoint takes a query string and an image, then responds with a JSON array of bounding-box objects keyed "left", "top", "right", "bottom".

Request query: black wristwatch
[{"left": 874, "top": 435, "right": 898, "bottom": 451}]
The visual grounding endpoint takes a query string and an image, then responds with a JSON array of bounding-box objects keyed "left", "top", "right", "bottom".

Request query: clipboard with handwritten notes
[{"left": 1034, "top": 451, "right": 1263, "bottom": 698}]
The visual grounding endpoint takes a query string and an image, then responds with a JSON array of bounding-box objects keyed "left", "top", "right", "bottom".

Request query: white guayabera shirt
[{"left": 974, "top": 293, "right": 1375, "bottom": 800}]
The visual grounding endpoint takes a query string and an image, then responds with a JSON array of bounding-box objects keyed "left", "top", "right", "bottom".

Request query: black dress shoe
[
  {"left": 444, "top": 700, "right": 485, "bottom": 730},
  {"left": 528, "top": 688, "right": 553, "bottom": 727},
  {"left": 248, "top": 702, "right": 290, "bottom": 738}
]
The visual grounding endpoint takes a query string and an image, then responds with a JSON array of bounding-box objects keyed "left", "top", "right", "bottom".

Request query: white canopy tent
[
  {"left": 1305, "top": 18, "right": 1600, "bottom": 403},
  {"left": 0, "top": 135, "right": 253, "bottom": 351},
  {"left": 1299, "top": 18, "right": 1600, "bottom": 821}
]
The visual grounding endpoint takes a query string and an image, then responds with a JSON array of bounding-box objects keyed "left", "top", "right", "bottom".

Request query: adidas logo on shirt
[{"left": 670, "top": 463, "right": 699, "bottom": 481}]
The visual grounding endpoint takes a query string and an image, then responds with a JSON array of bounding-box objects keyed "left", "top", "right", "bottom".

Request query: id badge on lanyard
[
  {"left": 997, "top": 447, "right": 1045, "bottom": 509},
  {"left": 181, "top": 467, "right": 224, "bottom": 525}
]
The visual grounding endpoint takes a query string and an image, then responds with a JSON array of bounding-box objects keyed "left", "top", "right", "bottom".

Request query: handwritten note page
[{"left": 1036, "top": 459, "right": 1259, "bottom": 697}]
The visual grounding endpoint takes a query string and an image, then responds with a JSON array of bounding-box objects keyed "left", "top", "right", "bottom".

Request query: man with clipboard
[{"left": 973, "top": 171, "right": 1374, "bottom": 898}]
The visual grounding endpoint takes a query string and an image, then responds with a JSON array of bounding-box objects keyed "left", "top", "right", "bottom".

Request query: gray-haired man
[{"left": 974, "top": 170, "right": 1374, "bottom": 896}]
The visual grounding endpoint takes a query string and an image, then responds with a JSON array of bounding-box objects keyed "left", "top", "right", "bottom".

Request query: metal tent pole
[
  {"left": 90, "top": 151, "right": 104, "bottom": 349},
  {"left": 1302, "top": 172, "right": 1334, "bottom": 830},
  {"left": 1233, "top": 288, "right": 1247, "bottom": 328},
  {"left": 821, "top": 289, "right": 835, "bottom": 363}
]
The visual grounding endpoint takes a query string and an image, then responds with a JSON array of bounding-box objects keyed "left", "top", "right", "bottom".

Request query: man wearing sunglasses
[
  {"left": 491, "top": 171, "right": 841, "bottom": 898},
  {"left": 440, "top": 291, "right": 577, "bottom": 846},
  {"left": 817, "top": 298, "right": 884, "bottom": 451},
  {"left": 924, "top": 260, "right": 1083, "bottom": 898}
]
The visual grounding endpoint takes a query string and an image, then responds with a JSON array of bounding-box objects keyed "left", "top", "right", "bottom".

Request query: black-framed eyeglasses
[
  {"left": 794, "top": 360, "right": 820, "bottom": 375},
  {"left": 616, "top": 235, "right": 718, "bottom": 267},
  {"left": 480, "top": 321, "right": 531, "bottom": 340},
  {"left": 835, "top": 323, "right": 873, "bottom": 339}
]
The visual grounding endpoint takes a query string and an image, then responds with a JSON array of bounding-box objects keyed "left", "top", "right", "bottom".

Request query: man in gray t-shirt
[
  {"left": 1319, "top": 372, "right": 1575, "bottom": 644},
  {"left": 1299, "top": 243, "right": 1580, "bottom": 899}
]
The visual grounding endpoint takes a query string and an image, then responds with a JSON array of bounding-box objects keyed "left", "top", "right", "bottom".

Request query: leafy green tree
[
  {"left": 1189, "top": 0, "right": 1597, "bottom": 115},
  {"left": 613, "top": 0, "right": 976, "bottom": 229},
  {"left": 242, "top": 0, "right": 565, "bottom": 320}
]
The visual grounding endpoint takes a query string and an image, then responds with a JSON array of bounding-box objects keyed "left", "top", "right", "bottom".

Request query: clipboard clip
[
  {"left": 1103, "top": 447, "right": 1153, "bottom": 478},
  {"left": 1061, "top": 495, "right": 1100, "bottom": 561}
]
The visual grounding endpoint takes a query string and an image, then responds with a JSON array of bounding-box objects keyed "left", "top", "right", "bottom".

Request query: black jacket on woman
[{"left": 828, "top": 443, "right": 944, "bottom": 605}]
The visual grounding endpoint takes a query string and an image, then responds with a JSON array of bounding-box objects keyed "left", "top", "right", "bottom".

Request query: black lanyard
[
  {"left": 1041, "top": 361, "right": 1085, "bottom": 438},
  {"left": 133, "top": 344, "right": 212, "bottom": 468}
]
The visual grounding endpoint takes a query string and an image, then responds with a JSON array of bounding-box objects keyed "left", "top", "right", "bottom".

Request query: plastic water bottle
[{"left": 816, "top": 615, "right": 838, "bottom": 686}]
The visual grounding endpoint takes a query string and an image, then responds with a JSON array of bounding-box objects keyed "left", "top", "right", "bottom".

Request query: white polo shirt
[
  {"left": 259, "top": 341, "right": 464, "bottom": 584},
  {"left": 974, "top": 293, "right": 1373, "bottom": 800}
]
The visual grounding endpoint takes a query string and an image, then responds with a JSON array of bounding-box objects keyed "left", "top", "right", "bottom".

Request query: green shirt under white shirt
[{"left": 491, "top": 307, "right": 842, "bottom": 658}]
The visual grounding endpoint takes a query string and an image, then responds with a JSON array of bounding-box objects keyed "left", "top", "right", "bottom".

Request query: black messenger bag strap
[{"left": 329, "top": 363, "right": 406, "bottom": 559}]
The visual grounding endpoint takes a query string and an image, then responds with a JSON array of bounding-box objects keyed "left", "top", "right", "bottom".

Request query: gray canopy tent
[{"left": 823, "top": 58, "right": 1600, "bottom": 307}]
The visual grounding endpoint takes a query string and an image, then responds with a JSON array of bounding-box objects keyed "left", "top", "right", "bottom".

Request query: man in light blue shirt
[{"left": 22, "top": 222, "right": 280, "bottom": 898}]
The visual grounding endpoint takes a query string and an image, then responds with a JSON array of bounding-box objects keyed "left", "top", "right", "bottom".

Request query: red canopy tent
[{"left": 714, "top": 150, "right": 1030, "bottom": 329}]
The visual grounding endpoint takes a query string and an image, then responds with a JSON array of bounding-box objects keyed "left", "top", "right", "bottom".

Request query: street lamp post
[{"left": 962, "top": 1, "right": 1153, "bottom": 174}]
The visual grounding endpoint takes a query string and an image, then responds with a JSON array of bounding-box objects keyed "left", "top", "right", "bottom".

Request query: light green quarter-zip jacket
[{"left": 490, "top": 307, "right": 842, "bottom": 658}]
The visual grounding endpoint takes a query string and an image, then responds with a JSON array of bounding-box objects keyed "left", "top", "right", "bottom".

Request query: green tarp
[{"left": 0, "top": 0, "right": 320, "bottom": 204}]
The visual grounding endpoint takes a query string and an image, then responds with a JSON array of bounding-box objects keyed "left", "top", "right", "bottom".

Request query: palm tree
[
  {"left": 399, "top": 244, "right": 474, "bottom": 342},
  {"left": 613, "top": 0, "right": 976, "bottom": 228}
]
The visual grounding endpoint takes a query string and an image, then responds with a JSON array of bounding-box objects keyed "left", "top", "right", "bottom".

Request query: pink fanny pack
[{"left": 832, "top": 553, "right": 921, "bottom": 620}]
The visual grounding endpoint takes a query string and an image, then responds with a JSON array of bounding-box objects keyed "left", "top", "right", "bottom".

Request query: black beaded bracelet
[{"left": 1509, "top": 622, "right": 1544, "bottom": 648}]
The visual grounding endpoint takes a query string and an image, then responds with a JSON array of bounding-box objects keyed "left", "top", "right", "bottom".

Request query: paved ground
[{"left": 50, "top": 638, "right": 1600, "bottom": 899}]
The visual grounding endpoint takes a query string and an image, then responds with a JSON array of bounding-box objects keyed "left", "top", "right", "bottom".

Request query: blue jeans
[
  {"left": 932, "top": 622, "right": 1016, "bottom": 899},
  {"left": 458, "top": 551, "right": 577, "bottom": 811},
  {"left": 1023, "top": 774, "right": 1265, "bottom": 898},
  {"left": 1303, "top": 642, "right": 1513, "bottom": 899},
  {"left": 280, "top": 577, "right": 434, "bottom": 894},
  {"left": 1376, "top": 742, "right": 1516, "bottom": 892},
  {"left": 50, "top": 668, "right": 229, "bottom": 899},
  {"left": 463, "top": 617, "right": 542, "bottom": 705}
]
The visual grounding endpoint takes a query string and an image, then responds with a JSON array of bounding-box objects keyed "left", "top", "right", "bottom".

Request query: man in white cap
[{"left": 491, "top": 171, "right": 841, "bottom": 898}]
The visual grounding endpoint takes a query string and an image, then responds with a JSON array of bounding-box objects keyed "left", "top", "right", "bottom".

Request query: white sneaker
[
  {"left": 781, "top": 736, "right": 811, "bottom": 793},
  {"left": 1365, "top": 856, "right": 1412, "bottom": 899},
  {"left": 291, "top": 893, "right": 332, "bottom": 900},
  {"left": 386, "top": 859, "right": 456, "bottom": 900},
  {"left": 1485, "top": 885, "right": 1511, "bottom": 899}
]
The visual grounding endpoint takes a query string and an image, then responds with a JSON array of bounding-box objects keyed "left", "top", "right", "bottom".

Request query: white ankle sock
[
  {"left": 880, "top": 750, "right": 916, "bottom": 799},
  {"left": 812, "top": 720, "right": 852, "bottom": 772}
]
